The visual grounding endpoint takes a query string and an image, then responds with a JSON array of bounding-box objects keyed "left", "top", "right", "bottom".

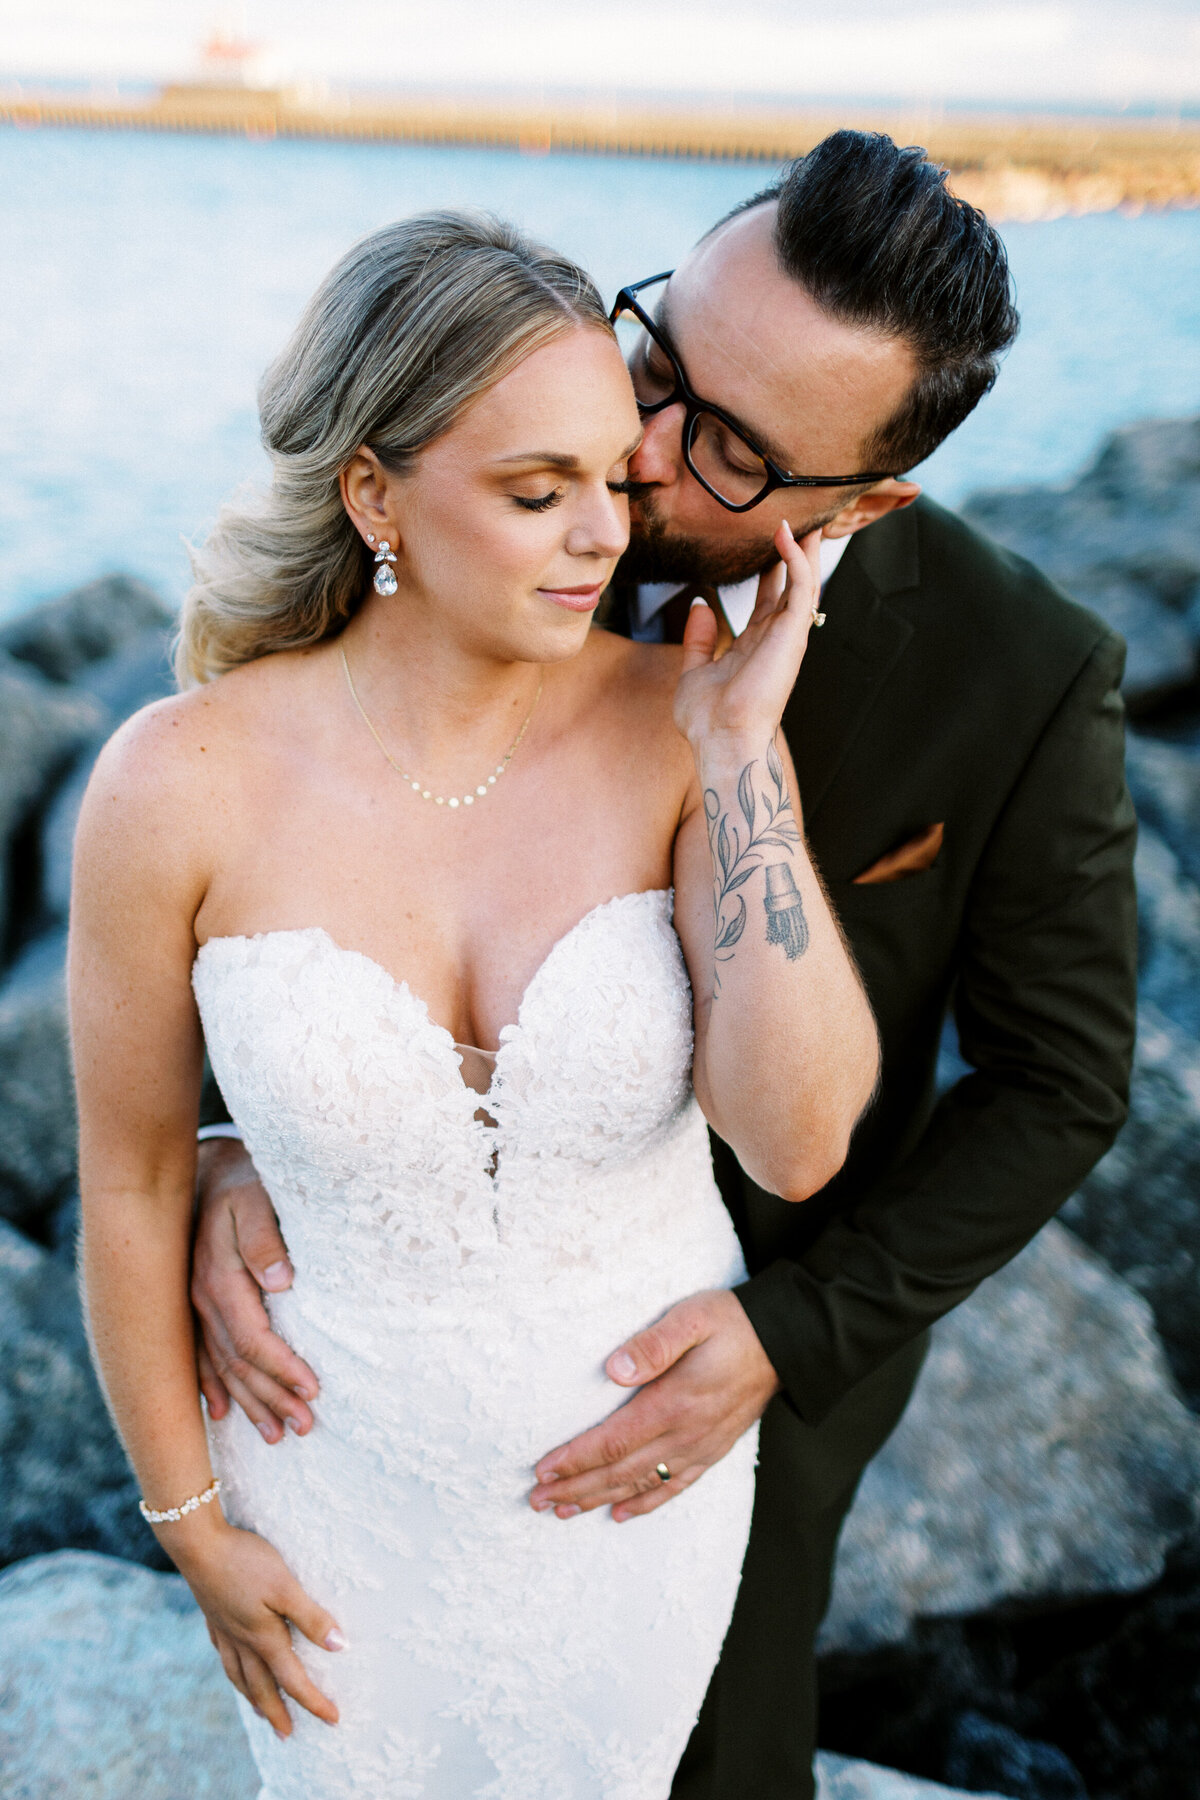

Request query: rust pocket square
[{"left": 853, "top": 822, "right": 945, "bottom": 886}]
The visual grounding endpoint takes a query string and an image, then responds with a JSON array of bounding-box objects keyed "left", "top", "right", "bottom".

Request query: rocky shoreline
[{"left": 2, "top": 418, "right": 1199, "bottom": 1799}]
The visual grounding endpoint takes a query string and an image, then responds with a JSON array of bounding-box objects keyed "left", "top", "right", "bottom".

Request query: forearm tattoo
[{"left": 704, "top": 740, "right": 808, "bottom": 987}]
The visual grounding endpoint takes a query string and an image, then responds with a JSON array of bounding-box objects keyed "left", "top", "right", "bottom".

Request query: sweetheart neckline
[{"left": 195, "top": 889, "right": 674, "bottom": 1083}]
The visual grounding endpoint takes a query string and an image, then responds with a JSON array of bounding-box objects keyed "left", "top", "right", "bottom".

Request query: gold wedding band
[{"left": 655, "top": 1462, "right": 671, "bottom": 1484}]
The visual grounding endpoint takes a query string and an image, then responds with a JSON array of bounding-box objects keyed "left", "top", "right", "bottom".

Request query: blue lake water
[{"left": 0, "top": 127, "right": 1198, "bottom": 622}]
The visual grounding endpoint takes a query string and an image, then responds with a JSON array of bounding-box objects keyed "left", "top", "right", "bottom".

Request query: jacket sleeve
[
  {"left": 198, "top": 1060, "right": 234, "bottom": 1130},
  {"left": 735, "top": 629, "right": 1139, "bottom": 1427}
]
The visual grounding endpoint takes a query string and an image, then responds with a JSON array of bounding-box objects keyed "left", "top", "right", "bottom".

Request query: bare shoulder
[
  {"left": 76, "top": 653, "right": 300, "bottom": 898},
  {"left": 87, "top": 651, "right": 297, "bottom": 804},
  {"left": 86, "top": 680, "right": 227, "bottom": 821}
]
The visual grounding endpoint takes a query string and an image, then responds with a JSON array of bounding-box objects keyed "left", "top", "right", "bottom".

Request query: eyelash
[{"left": 512, "top": 479, "right": 636, "bottom": 514}]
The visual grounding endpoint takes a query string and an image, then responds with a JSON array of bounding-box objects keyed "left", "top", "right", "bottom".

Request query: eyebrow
[
  {"left": 493, "top": 450, "right": 580, "bottom": 468},
  {"left": 492, "top": 434, "right": 643, "bottom": 469},
  {"left": 656, "top": 289, "right": 797, "bottom": 474}
]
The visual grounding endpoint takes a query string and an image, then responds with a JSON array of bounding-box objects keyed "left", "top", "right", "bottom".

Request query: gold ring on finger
[{"left": 655, "top": 1462, "right": 671, "bottom": 1484}]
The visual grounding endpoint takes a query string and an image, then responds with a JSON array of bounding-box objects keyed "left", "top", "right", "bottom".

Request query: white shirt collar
[{"left": 635, "top": 534, "right": 851, "bottom": 637}]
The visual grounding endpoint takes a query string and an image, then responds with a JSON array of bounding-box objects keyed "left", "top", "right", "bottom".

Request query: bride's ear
[{"left": 341, "top": 448, "right": 399, "bottom": 551}]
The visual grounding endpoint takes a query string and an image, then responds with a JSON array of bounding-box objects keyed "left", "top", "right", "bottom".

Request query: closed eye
[
  {"left": 513, "top": 479, "right": 637, "bottom": 512},
  {"left": 512, "top": 490, "right": 563, "bottom": 512}
]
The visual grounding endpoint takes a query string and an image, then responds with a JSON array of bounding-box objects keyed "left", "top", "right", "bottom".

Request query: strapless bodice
[{"left": 192, "top": 890, "right": 727, "bottom": 1330}]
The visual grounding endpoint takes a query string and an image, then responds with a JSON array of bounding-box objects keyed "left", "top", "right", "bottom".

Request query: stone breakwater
[
  {"left": 2, "top": 422, "right": 1200, "bottom": 1796},
  {"left": 1, "top": 87, "right": 1198, "bottom": 220}
]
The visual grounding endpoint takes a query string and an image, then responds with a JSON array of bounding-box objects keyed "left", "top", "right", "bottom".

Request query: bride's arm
[
  {"left": 672, "top": 524, "right": 880, "bottom": 1202},
  {"left": 69, "top": 703, "right": 343, "bottom": 1737}
]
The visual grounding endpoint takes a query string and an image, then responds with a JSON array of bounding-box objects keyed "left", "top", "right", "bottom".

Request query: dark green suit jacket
[{"left": 606, "top": 495, "right": 1138, "bottom": 1428}]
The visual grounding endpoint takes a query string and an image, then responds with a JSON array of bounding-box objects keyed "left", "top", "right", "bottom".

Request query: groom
[{"left": 191, "top": 131, "right": 1138, "bottom": 1796}]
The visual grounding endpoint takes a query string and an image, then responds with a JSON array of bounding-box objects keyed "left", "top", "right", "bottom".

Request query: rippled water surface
[{"left": 1, "top": 127, "right": 1197, "bottom": 620}]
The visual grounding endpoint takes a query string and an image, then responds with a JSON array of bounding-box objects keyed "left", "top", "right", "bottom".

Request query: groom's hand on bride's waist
[
  {"left": 192, "top": 1138, "right": 320, "bottom": 1444},
  {"left": 529, "top": 1290, "right": 779, "bottom": 1522}
]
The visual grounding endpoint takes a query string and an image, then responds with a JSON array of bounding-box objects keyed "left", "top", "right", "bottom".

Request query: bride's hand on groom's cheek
[
  {"left": 673, "top": 520, "right": 822, "bottom": 748},
  {"left": 528, "top": 1290, "right": 779, "bottom": 1522}
]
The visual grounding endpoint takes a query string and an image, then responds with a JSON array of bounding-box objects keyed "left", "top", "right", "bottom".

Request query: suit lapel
[{"left": 784, "top": 505, "right": 919, "bottom": 825}]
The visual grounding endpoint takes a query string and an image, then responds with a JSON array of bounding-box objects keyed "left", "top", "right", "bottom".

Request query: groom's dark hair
[{"left": 721, "top": 130, "right": 1019, "bottom": 474}]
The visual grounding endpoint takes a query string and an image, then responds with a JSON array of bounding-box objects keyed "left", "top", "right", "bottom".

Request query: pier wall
[{"left": 1, "top": 87, "right": 1197, "bottom": 220}]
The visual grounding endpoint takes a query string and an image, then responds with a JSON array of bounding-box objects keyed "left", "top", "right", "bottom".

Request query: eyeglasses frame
[{"left": 610, "top": 271, "right": 899, "bottom": 513}]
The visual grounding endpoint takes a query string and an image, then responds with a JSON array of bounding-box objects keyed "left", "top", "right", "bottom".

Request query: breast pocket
[{"left": 834, "top": 864, "right": 956, "bottom": 1006}]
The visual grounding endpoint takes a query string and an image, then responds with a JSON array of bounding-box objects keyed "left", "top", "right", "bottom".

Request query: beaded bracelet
[{"left": 138, "top": 1476, "right": 222, "bottom": 1524}]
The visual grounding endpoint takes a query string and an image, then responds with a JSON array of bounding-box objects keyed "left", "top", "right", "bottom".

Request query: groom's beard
[
  {"left": 620, "top": 494, "right": 779, "bottom": 589},
  {"left": 621, "top": 492, "right": 837, "bottom": 588}
]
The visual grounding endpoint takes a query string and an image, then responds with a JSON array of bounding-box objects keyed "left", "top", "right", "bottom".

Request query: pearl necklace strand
[{"left": 340, "top": 644, "right": 543, "bottom": 810}]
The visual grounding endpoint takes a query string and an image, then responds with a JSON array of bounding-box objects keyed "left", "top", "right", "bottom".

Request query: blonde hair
[{"left": 176, "top": 210, "right": 613, "bottom": 685}]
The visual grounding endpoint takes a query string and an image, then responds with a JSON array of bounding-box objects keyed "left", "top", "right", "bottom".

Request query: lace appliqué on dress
[{"left": 193, "top": 891, "right": 758, "bottom": 1800}]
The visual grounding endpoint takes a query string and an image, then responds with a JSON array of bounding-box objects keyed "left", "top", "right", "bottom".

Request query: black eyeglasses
[{"left": 610, "top": 272, "right": 898, "bottom": 513}]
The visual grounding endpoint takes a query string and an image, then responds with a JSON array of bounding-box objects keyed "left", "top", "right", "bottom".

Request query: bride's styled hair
[{"left": 176, "top": 211, "right": 613, "bottom": 685}]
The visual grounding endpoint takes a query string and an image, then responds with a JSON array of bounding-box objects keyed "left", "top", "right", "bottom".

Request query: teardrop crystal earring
[{"left": 373, "top": 539, "right": 398, "bottom": 597}]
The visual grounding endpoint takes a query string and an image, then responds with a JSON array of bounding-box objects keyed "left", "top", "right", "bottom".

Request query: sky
[{"left": 0, "top": 0, "right": 1197, "bottom": 112}]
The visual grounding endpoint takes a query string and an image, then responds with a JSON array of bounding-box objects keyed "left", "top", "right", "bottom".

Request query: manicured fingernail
[
  {"left": 292, "top": 1383, "right": 315, "bottom": 1400},
  {"left": 556, "top": 1504, "right": 581, "bottom": 1519},
  {"left": 613, "top": 1508, "right": 630, "bottom": 1523},
  {"left": 262, "top": 1261, "right": 291, "bottom": 1291},
  {"left": 256, "top": 1421, "right": 276, "bottom": 1442},
  {"left": 285, "top": 1417, "right": 301, "bottom": 1435},
  {"left": 325, "top": 1627, "right": 348, "bottom": 1651},
  {"left": 610, "top": 1352, "right": 637, "bottom": 1381}
]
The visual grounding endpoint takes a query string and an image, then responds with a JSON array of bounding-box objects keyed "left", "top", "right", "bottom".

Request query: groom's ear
[{"left": 823, "top": 477, "right": 921, "bottom": 540}]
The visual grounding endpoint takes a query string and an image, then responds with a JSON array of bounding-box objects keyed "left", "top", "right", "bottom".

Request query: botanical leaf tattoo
[{"left": 704, "top": 741, "right": 804, "bottom": 988}]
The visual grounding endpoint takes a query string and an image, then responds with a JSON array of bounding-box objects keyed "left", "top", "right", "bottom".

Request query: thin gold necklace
[{"left": 340, "top": 644, "right": 543, "bottom": 811}]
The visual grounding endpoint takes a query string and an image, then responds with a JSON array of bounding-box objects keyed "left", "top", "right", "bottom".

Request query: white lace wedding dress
[{"left": 193, "top": 889, "right": 758, "bottom": 1800}]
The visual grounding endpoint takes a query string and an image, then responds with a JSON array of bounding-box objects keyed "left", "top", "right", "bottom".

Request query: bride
[{"left": 70, "top": 211, "right": 877, "bottom": 1800}]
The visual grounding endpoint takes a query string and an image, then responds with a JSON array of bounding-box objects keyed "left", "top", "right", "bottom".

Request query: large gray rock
[
  {"left": 963, "top": 416, "right": 1200, "bottom": 584},
  {"left": 0, "top": 579, "right": 173, "bottom": 943},
  {"left": 1066, "top": 572, "right": 1196, "bottom": 705},
  {"left": 822, "top": 1221, "right": 1200, "bottom": 1656},
  {"left": 1126, "top": 731, "right": 1200, "bottom": 889},
  {"left": 0, "top": 931, "right": 76, "bottom": 1227},
  {"left": 0, "top": 1551, "right": 985, "bottom": 1800},
  {"left": 0, "top": 1552, "right": 257, "bottom": 1799},
  {"left": 38, "top": 624, "right": 176, "bottom": 923},
  {"left": 38, "top": 626, "right": 176, "bottom": 921},
  {"left": 0, "top": 1218, "right": 165, "bottom": 1569},
  {"left": 962, "top": 415, "right": 1200, "bottom": 710},
  {"left": 0, "top": 654, "right": 102, "bottom": 948},
  {"left": 816, "top": 1753, "right": 1006, "bottom": 1799},
  {"left": 1132, "top": 825, "right": 1200, "bottom": 1041},
  {"left": 1062, "top": 1002, "right": 1200, "bottom": 1410},
  {"left": 0, "top": 1548, "right": 993, "bottom": 1800},
  {"left": 0, "top": 574, "right": 171, "bottom": 683}
]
